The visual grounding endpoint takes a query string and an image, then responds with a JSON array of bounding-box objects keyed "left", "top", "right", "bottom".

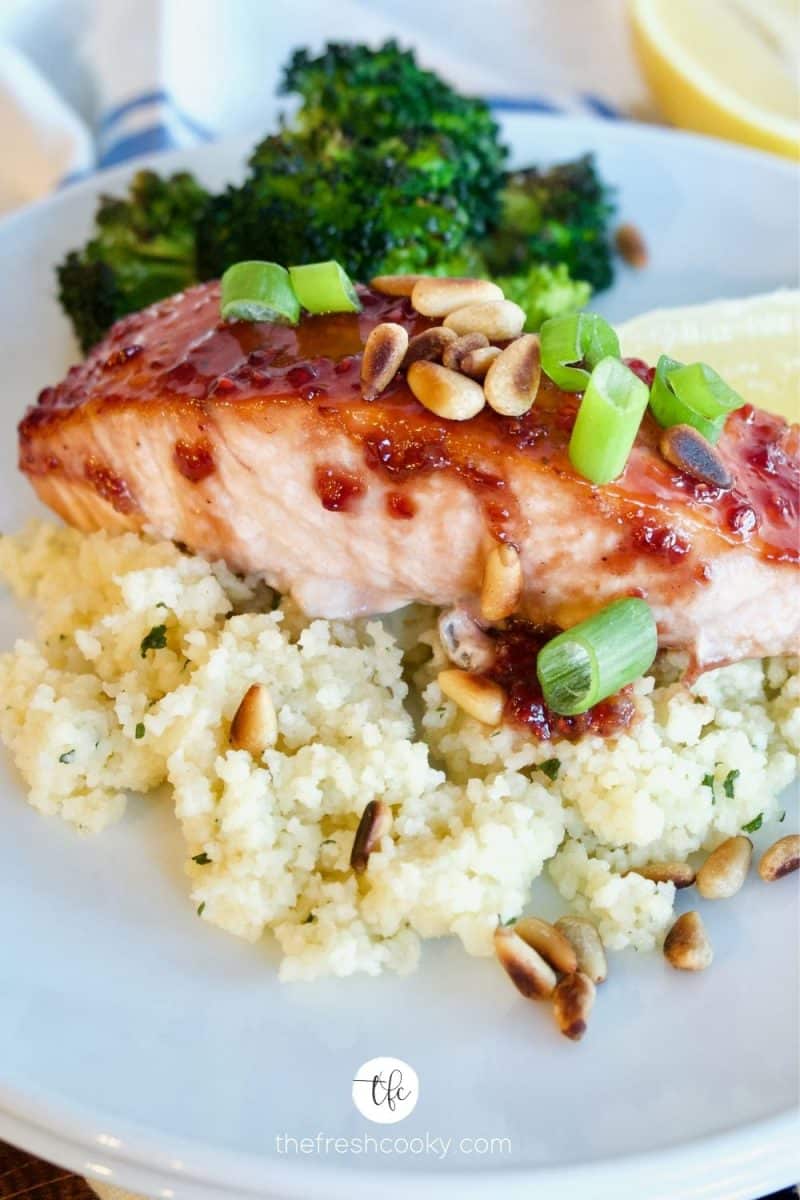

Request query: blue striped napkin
[{"left": 0, "top": 0, "right": 642, "bottom": 214}]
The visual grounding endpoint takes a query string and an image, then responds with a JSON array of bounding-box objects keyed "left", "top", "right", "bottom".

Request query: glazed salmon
[{"left": 19, "top": 283, "right": 800, "bottom": 670}]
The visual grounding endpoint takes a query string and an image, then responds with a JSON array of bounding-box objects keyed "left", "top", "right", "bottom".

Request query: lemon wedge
[
  {"left": 629, "top": 0, "right": 800, "bottom": 159},
  {"left": 618, "top": 290, "right": 800, "bottom": 423}
]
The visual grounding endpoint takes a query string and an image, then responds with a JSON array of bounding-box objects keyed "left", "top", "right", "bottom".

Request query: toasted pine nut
[
  {"left": 438, "top": 668, "right": 505, "bottom": 726},
  {"left": 696, "top": 835, "right": 752, "bottom": 899},
  {"left": 370, "top": 273, "right": 427, "bottom": 297},
  {"left": 663, "top": 911, "right": 713, "bottom": 971},
  {"left": 350, "top": 800, "right": 393, "bottom": 874},
  {"left": 553, "top": 971, "right": 596, "bottom": 1041},
  {"left": 229, "top": 684, "right": 277, "bottom": 756},
  {"left": 555, "top": 916, "right": 607, "bottom": 984},
  {"left": 442, "top": 332, "right": 489, "bottom": 372},
  {"left": 625, "top": 861, "right": 696, "bottom": 889},
  {"left": 407, "top": 360, "right": 486, "bottom": 421},
  {"left": 480, "top": 543, "right": 522, "bottom": 622},
  {"left": 438, "top": 608, "right": 496, "bottom": 673},
  {"left": 615, "top": 222, "right": 648, "bottom": 268},
  {"left": 361, "top": 323, "right": 409, "bottom": 401},
  {"left": 513, "top": 916, "right": 578, "bottom": 975},
  {"left": 484, "top": 334, "right": 541, "bottom": 417},
  {"left": 443, "top": 300, "right": 526, "bottom": 340},
  {"left": 494, "top": 926, "right": 557, "bottom": 1000},
  {"left": 659, "top": 424, "right": 732, "bottom": 490},
  {"left": 758, "top": 834, "right": 800, "bottom": 882},
  {"left": 460, "top": 345, "right": 502, "bottom": 379},
  {"left": 403, "top": 326, "right": 457, "bottom": 368},
  {"left": 411, "top": 277, "right": 503, "bottom": 318}
]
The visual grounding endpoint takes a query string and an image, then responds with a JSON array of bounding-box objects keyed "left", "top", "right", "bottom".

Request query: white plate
[{"left": 0, "top": 115, "right": 797, "bottom": 1200}]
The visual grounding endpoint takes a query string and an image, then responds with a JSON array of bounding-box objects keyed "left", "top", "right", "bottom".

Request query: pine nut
[
  {"left": 438, "top": 608, "right": 496, "bottom": 673},
  {"left": 411, "top": 276, "right": 503, "bottom": 318},
  {"left": 758, "top": 834, "right": 800, "bottom": 882},
  {"left": 625, "top": 861, "right": 696, "bottom": 889},
  {"left": 442, "top": 332, "right": 489, "bottom": 372},
  {"left": 659, "top": 424, "right": 732, "bottom": 489},
  {"left": 615, "top": 222, "right": 648, "bottom": 268},
  {"left": 443, "top": 300, "right": 526, "bottom": 340},
  {"left": 494, "top": 926, "right": 557, "bottom": 999},
  {"left": 229, "top": 684, "right": 277, "bottom": 756},
  {"left": 696, "top": 835, "right": 752, "bottom": 899},
  {"left": 403, "top": 326, "right": 457, "bottom": 368},
  {"left": 361, "top": 323, "right": 409, "bottom": 400},
  {"left": 663, "top": 911, "right": 713, "bottom": 971},
  {"left": 350, "top": 800, "right": 393, "bottom": 874},
  {"left": 484, "top": 334, "right": 541, "bottom": 417},
  {"left": 407, "top": 360, "right": 486, "bottom": 421},
  {"left": 555, "top": 916, "right": 607, "bottom": 984},
  {"left": 370, "top": 273, "right": 427, "bottom": 297},
  {"left": 460, "top": 345, "right": 502, "bottom": 379},
  {"left": 437, "top": 668, "right": 505, "bottom": 726},
  {"left": 553, "top": 971, "right": 596, "bottom": 1040},
  {"left": 480, "top": 543, "right": 522, "bottom": 622},
  {"left": 513, "top": 916, "right": 578, "bottom": 975}
]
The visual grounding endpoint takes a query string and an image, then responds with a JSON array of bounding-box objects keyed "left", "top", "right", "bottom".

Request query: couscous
[{"left": 0, "top": 521, "right": 795, "bottom": 981}]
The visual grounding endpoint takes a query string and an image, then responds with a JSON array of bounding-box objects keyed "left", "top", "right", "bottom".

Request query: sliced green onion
[
  {"left": 648, "top": 355, "right": 744, "bottom": 443},
  {"left": 540, "top": 312, "right": 621, "bottom": 392},
  {"left": 568, "top": 357, "right": 649, "bottom": 484},
  {"left": 220, "top": 261, "right": 300, "bottom": 325},
  {"left": 536, "top": 598, "right": 657, "bottom": 716},
  {"left": 289, "top": 261, "right": 361, "bottom": 315}
]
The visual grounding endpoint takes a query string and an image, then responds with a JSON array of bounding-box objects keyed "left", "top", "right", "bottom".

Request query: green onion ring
[
  {"left": 536, "top": 598, "right": 658, "bottom": 716},
  {"left": 568, "top": 356, "right": 650, "bottom": 484},
  {"left": 540, "top": 312, "right": 621, "bottom": 392},
  {"left": 289, "top": 261, "right": 362, "bottom": 314},
  {"left": 220, "top": 261, "right": 300, "bottom": 325},
  {"left": 648, "top": 355, "right": 744, "bottom": 443}
]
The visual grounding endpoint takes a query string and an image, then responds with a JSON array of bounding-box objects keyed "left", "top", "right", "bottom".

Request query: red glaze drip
[
  {"left": 314, "top": 466, "right": 366, "bottom": 512},
  {"left": 174, "top": 438, "right": 215, "bottom": 482},
  {"left": 630, "top": 520, "right": 692, "bottom": 563},
  {"left": 21, "top": 286, "right": 799, "bottom": 562},
  {"left": 363, "top": 423, "right": 516, "bottom": 539},
  {"left": 623, "top": 356, "right": 656, "bottom": 388},
  {"left": 386, "top": 492, "right": 416, "bottom": 519},
  {"left": 485, "top": 617, "right": 636, "bottom": 742},
  {"left": 84, "top": 458, "right": 137, "bottom": 513}
]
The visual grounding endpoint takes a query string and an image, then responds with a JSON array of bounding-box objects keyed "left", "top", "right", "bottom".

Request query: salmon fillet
[{"left": 20, "top": 283, "right": 800, "bottom": 670}]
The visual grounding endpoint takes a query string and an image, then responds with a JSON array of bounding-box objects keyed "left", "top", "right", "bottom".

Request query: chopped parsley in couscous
[{"left": 0, "top": 521, "right": 796, "bottom": 980}]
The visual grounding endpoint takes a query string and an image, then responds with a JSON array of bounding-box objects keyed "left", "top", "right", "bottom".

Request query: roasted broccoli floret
[
  {"left": 283, "top": 41, "right": 506, "bottom": 236},
  {"left": 57, "top": 169, "right": 209, "bottom": 351},
  {"left": 495, "top": 263, "right": 592, "bottom": 332},
  {"left": 195, "top": 41, "right": 506, "bottom": 281},
  {"left": 58, "top": 47, "right": 615, "bottom": 351},
  {"left": 57, "top": 255, "right": 122, "bottom": 355},
  {"left": 483, "top": 155, "right": 615, "bottom": 293},
  {"left": 195, "top": 142, "right": 479, "bottom": 281}
]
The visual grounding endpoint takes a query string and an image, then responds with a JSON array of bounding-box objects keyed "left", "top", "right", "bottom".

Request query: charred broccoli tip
[{"left": 57, "top": 169, "right": 209, "bottom": 351}]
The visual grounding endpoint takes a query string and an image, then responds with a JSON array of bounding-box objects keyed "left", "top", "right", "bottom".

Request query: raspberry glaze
[
  {"left": 18, "top": 281, "right": 800, "bottom": 731},
  {"left": 22, "top": 283, "right": 798, "bottom": 564}
]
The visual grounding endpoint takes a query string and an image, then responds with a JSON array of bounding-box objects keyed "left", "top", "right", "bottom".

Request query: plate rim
[
  {"left": 1, "top": 1078, "right": 797, "bottom": 1200},
  {"left": 0, "top": 112, "right": 797, "bottom": 1198}
]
